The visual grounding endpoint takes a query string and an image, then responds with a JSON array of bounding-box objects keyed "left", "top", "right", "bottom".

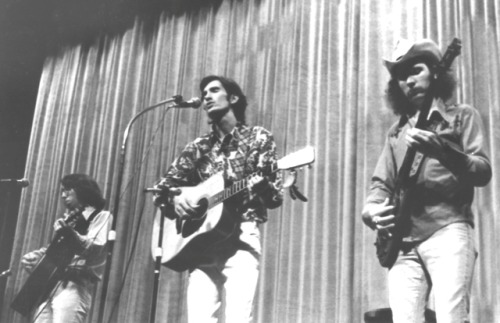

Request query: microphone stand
[
  {"left": 150, "top": 204, "right": 167, "bottom": 323},
  {"left": 96, "top": 95, "right": 182, "bottom": 323},
  {"left": 0, "top": 180, "right": 27, "bottom": 318}
]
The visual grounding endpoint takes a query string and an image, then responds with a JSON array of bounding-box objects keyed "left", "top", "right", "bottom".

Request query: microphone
[
  {"left": 176, "top": 97, "right": 201, "bottom": 109},
  {"left": 0, "top": 178, "right": 29, "bottom": 187},
  {"left": 0, "top": 269, "right": 11, "bottom": 278},
  {"left": 143, "top": 187, "right": 163, "bottom": 193}
]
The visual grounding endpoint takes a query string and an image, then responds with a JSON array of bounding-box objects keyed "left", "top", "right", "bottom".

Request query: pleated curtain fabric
[{"left": 2, "top": 0, "right": 499, "bottom": 322}]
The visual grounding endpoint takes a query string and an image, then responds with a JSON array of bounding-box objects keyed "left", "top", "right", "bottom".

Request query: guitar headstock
[
  {"left": 277, "top": 146, "right": 315, "bottom": 170},
  {"left": 438, "top": 38, "right": 461, "bottom": 71}
]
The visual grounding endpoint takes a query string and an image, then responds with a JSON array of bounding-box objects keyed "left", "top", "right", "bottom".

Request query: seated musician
[{"left": 20, "top": 173, "right": 112, "bottom": 323}]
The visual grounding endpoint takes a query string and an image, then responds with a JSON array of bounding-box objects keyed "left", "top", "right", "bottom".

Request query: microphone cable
[{"left": 103, "top": 105, "right": 177, "bottom": 323}]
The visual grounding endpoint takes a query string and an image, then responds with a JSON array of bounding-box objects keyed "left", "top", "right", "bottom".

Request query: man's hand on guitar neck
[
  {"left": 362, "top": 198, "right": 396, "bottom": 233},
  {"left": 248, "top": 174, "right": 271, "bottom": 195},
  {"left": 248, "top": 173, "right": 282, "bottom": 208},
  {"left": 54, "top": 218, "right": 87, "bottom": 253},
  {"left": 406, "top": 128, "right": 446, "bottom": 161}
]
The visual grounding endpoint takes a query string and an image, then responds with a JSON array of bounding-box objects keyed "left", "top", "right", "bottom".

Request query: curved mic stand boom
[{"left": 96, "top": 95, "right": 182, "bottom": 323}]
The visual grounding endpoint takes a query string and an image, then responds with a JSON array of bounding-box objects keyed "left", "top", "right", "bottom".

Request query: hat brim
[{"left": 384, "top": 40, "right": 442, "bottom": 74}]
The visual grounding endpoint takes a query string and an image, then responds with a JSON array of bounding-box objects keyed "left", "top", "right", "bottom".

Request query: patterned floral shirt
[{"left": 161, "top": 123, "right": 283, "bottom": 223}]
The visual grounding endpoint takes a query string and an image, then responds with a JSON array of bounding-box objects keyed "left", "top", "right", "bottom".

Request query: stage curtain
[{"left": 2, "top": 0, "right": 499, "bottom": 322}]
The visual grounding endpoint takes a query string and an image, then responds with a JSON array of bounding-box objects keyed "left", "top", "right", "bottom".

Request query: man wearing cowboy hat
[{"left": 361, "top": 39, "right": 491, "bottom": 322}]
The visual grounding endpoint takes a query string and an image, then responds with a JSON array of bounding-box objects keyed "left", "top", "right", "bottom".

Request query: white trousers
[
  {"left": 34, "top": 280, "right": 93, "bottom": 323},
  {"left": 389, "top": 222, "right": 476, "bottom": 323},
  {"left": 187, "top": 248, "right": 260, "bottom": 323}
]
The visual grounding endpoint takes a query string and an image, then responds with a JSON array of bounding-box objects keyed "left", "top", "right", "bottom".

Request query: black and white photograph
[{"left": 0, "top": 0, "right": 499, "bottom": 322}]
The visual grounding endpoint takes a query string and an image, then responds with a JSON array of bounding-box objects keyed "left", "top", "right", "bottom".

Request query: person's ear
[{"left": 229, "top": 95, "right": 239, "bottom": 104}]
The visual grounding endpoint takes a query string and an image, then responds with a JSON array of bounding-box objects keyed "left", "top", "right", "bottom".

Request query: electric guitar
[
  {"left": 152, "top": 146, "right": 315, "bottom": 272},
  {"left": 11, "top": 207, "right": 85, "bottom": 316},
  {"left": 375, "top": 38, "right": 462, "bottom": 268}
]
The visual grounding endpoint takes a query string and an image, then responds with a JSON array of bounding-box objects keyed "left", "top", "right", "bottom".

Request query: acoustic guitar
[
  {"left": 152, "top": 146, "right": 315, "bottom": 272},
  {"left": 375, "top": 38, "right": 462, "bottom": 268},
  {"left": 11, "top": 207, "right": 85, "bottom": 316}
]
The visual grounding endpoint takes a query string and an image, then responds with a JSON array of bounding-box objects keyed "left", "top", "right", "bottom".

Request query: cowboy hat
[{"left": 383, "top": 38, "right": 442, "bottom": 74}]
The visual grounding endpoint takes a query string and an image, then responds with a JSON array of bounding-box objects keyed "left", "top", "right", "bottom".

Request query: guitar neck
[
  {"left": 395, "top": 94, "right": 433, "bottom": 188},
  {"left": 209, "top": 163, "right": 279, "bottom": 207},
  {"left": 394, "top": 38, "right": 461, "bottom": 190},
  {"left": 49, "top": 208, "right": 83, "bottom": 242}
]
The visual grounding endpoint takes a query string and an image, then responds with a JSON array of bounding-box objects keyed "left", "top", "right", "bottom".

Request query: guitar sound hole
[
  {"left": 192, "top": 199, "right": 208, "bottom": 220},
  {"left": 181, "top": 199, "right": 208, "bottom": 238}
]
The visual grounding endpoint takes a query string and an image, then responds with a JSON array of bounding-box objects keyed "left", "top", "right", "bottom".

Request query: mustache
[{"left": 408, "top": 88, "right": 425, "bottom": 97}]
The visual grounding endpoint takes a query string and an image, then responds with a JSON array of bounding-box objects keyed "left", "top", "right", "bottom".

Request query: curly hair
[
  {"left": 61, "top": 173, "right": 106, "bottom": 209},
  {"left": 199, "top": 75, "right": 248, "bottom": 124},
  {"left": 385, "top": 59, "right": 457, "bottom": 116}
]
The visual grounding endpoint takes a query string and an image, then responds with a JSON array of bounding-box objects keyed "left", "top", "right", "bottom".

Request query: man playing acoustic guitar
[
  {"left": 19, "top": 174, "right": 112, "bottom": 323},
  {"left": 153, "top": 75, "right": 283, "bottom": 323},
  {"left": 362, "top": 39, "right": 491, "bottom": 322}
]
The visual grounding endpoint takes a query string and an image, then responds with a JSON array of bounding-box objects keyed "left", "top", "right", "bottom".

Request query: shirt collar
[
  {"left": 427, "top": 98, "right": 452, "bottom": 124},
  {"left": 82, "top": 206, "right": 96, "bottom": 220},
  {"left": 401, "top": 98, "right": 448, "bottom": 127},
  {"left": 209, "top": 122, "right": 245, "bottom": 145}
]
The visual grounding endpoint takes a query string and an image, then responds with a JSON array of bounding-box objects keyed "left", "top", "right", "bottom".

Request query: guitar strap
[
  {"left": 73, "top": 208, "right": 102, "bottom": 235},
  {"left": 408, "top": 152, "right": 425, "bottom": 178},
  {"left": 407, "top": 110, "right": 442, "bottom": 181}
]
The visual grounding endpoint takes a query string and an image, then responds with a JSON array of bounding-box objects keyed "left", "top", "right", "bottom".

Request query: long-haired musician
[
  {"left": 153, "top": 75, "right": 283, "bottom": 323},
  {"left": 361, "top": 39, "right": 491, "bottom": 322},
  {"left": 20, "top": 173, "right": 112, "bottom": 323}
]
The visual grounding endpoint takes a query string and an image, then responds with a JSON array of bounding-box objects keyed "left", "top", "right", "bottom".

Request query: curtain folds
[{"left": 2, "top": 0, "right": 499, "bottom": 322}]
